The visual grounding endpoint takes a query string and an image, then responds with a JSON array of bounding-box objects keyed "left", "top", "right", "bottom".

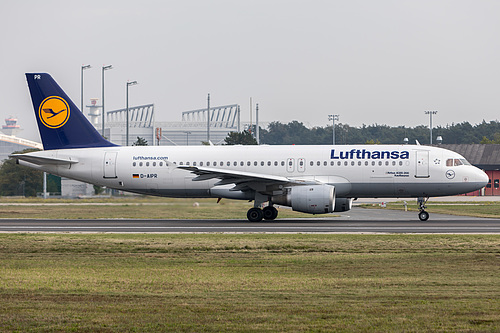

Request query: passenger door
[
  {"left": 103, "top": 152, "right": 118, "bottom": 178},
  {"left": 415, "top": 150, "right": 430, "bottom": 178}
]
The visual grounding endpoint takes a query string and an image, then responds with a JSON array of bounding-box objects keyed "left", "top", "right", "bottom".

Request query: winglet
[{"left": 25, "top": 73, "right": 117, "bottom": 150}]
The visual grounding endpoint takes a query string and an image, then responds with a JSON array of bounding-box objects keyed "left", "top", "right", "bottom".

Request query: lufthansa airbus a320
[{"left": 12, "top": 73, "right": 489, "bottom": 221}]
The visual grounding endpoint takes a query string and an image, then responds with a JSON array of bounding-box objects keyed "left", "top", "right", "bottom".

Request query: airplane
[{"left": 11, "top": 73, "right": 489, "bottom": 222}]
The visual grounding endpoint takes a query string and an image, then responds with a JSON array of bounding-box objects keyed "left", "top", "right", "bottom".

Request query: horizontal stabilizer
[{"left": 10, "top": 154, "right": 78, "bottom": 166}]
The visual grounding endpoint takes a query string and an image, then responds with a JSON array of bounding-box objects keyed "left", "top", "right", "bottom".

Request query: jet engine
[
  {"left": 333, "top": 198, "right": 353, "bottom": 212},
  {"left": 273, "top": 185, "right": 335, "bottom": 214}
]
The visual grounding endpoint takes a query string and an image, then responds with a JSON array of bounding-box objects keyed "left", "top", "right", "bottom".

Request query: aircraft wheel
[
  {"left": 418, "top": 211, "right": 429, "bottom": 221},
  {"left": 263, "top": 206, "right": 279, "bottom": 220},
  {"left": 247, "top": 208, "right": 264, "bottom": 222}
]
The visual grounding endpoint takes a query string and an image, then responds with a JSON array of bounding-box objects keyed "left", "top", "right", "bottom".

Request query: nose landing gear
[{"left": 417, "top": 197, "right": 430, "bottom": 221}]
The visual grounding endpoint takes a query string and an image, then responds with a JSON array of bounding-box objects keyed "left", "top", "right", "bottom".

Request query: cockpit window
[{"left": 446, "top": 158, "right": 470, "bottom": 166}]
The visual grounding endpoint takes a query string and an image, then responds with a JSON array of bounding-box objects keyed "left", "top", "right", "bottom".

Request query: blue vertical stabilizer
[{"left": 26, "top": 73, "right": 117, "bottom": 150}]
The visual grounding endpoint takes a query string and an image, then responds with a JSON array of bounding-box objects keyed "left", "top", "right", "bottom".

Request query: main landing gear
[
  {"left": 417, "top": 197, "right": 430, "bottom": 221},
  {"left": 247, "top": 206, "right": 278, "bottom": 222}
]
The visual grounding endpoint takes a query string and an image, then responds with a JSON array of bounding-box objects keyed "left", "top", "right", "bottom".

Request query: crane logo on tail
[{"left": 38, "top": 96, "right": 70, "bottom": 129}]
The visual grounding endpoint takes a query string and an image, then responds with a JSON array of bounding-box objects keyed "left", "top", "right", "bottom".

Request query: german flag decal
[{"left": 132, "top": 174, "right": 139, "bottom": 179}]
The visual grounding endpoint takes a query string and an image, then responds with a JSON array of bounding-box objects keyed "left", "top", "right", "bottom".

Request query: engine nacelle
[
  {"left": 273, "top": 185, "right": 335, "bottom": 214},
  {"left": 333, "top": 198, "right": 353, "bottom": 212}
]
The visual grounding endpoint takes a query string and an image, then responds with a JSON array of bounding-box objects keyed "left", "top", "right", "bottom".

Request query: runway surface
[{"left": 1, "top": 208, "right": 500, "bottom": 233}]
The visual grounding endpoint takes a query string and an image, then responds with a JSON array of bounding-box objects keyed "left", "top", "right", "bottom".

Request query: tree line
[{"left": 225, "top": 120, "right": 500, "bottom": 145}]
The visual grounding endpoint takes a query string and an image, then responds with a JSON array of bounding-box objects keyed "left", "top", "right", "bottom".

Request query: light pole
[
  {"left": 328, "top": 114, "right": 339, "bottom": 145},
  {"left": 184, "top": 131, "right": 192, "bottom": 146},
  {"left": 126, "top": 80, "right": 138, "bottom": 146},
  {"left": 424, "top": 111, "right": 438, "bottom": 144},
  {"left": 101, "top": 65, "right": 113, "bottom": 136},
  {"left": 256, "top": 103, "right": 260, "bottom": 145},
  {"left": 207, "top": 93, "right": 210, "bottom": 142},
  {"left": 80, "top": 64, "right": 91, "bottom": 113}
]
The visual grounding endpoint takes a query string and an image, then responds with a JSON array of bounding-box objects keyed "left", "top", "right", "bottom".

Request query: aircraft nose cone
[{"left": 477, "top": 169, "right": 489, "bottom": 187}]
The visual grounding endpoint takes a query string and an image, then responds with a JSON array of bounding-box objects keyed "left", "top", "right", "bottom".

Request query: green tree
[
  {"left": 224, "top": 130, "right": 257, "bottom": 145},
  {"left": 132, "top": 137, "right": 148, "bottom": 146},
  {"left": 0, "top": 149, "right": 59, "bottom": 197},
  {"left": 480, "top": 133, "right": 500, "bottom": 144}
]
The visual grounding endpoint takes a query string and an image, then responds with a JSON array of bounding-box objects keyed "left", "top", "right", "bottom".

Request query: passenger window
[
  {"left": 254, "top": 161, "right": 258, "bottom": 166},
  {"left": 385, "top": 161, "right": 389, "bottom": 166},
  {"left": 372, "top": 161, "right": 375, "bottom": 166},
  {"left": 399, "top": 161, "right": 403, "bottom": 166},
  {"left": 351, "top": 161, "right": 355, "bottom": 166},
  {"left": 199, "top": 162, "right": 203, "bottom": 166},
  {"left": 133, "top": 162, "right": 136, "bottom": 167},
  {"left": 193, "top": 162, "right": 196, "bottom": 166},
  {"left": 300, "top": 161, "right": 304, "bottom": 166},
  {"left": 146, "top": 162, "right": 150, "bottom": 167},
  {"left": 153, "top": 162, "right": 156, "bottom": 167},
  {"left": 241, "top": 161, "right": 244, "bottom": 166},
  {"left": 220, "top": 161, "right": 224, "bottom": 166},
  {"left": 358, "top": 161, "right": 361, "bottom": 166},
  {"left": 247, "top": 161, "right": 251, "bottom": 166},
  {"left": 186, "top": 162, "right": 190, "bottom": 166},
  {"left": 213, "top": 161, "right": 217, "bottom": 166},
  {"left": 392, "top": 161, "right": 396, "bottom": 166},
  {"left": 233, "top": 161, "right": 237, "bottom": 166},
  {"left": 289, "top": 161, "right": 293, "bottom": 166},
  {"left": 344, "top": 161, "right": 348, "bottom": 166},
  {"left": 378, "top": 161, "right": 382, "bottom": 166},
  {"left": 261, "top": 161, "right": 265, "bottom": 166},
  {"left": 139, "top": 162, "right": 143, "bottom": 167},
  {"left": 267, "top": 161, "right": 271, "bottom": 166},
  {"left": 324, "top": 161, "right": 327, "bottom": 166},
  {"left": 331, "top": 161, "right": 334, "bottom": 166},
  {"left": 207, "top": 162, "right": 210, "bottom": 166},
  {"left": 310, "top": 161, "right": 314, "bottom": 166},
  {"left": 274, "top": 161, "right": 278, "bottom": 166},
  {"left": 365, "top": 161, "right": 368, "bottom": 166},
  {"left": 337, "top": 161, "right": 341, "bottom": 166},
  {"left": 281, "top": 161, "right": 285, "bottom": 166},
  {"left": 317, "top": 161, "right": 320, "bottom": 166}
]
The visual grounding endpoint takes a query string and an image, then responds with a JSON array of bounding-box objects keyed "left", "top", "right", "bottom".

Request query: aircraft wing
[
  {"left": 177, "top": 165, "right": 318, "bottom": 192},
  {"left": 10, "top": 154, "right": 78, "bottom": 166}
]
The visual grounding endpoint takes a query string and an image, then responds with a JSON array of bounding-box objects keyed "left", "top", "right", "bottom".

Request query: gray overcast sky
[{"left": 1, "top": 0, "right": 499, "bottom": 141}]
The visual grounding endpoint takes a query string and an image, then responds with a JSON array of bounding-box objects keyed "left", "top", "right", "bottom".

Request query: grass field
[
  {"left": 2, "top": 196, "right": 500, "bottom": 219},
  {"left": 0, "top": 197, "right": 315, "bottom": 220},
  {"left": 0, "top": 234, "right": 499, "bottom": 332},
  {"left": 361, "top": 201, "right": 500, "bottom": 219}
]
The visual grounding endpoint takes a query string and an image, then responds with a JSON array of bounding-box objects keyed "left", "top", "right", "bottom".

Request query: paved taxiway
[{"left": 1, "top": 208, "right": 499, "bottom": 233}]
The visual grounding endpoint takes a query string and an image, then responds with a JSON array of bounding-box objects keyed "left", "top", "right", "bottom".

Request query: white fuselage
[{"left": 21, "top": 144, "right": 488, "bottom": 199}]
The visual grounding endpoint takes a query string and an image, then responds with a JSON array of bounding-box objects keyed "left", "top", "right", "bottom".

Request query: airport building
[
  {"left": 88, "top": 99, "right": 242, "bottom": 146},
  {"left": 0, "top": 118, "right": 42, "bottom": 163}
]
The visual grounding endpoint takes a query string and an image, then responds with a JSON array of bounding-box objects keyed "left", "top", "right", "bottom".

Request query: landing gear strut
[{"left": 417, "top": 197, "right": 430, "bottom": 221}]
